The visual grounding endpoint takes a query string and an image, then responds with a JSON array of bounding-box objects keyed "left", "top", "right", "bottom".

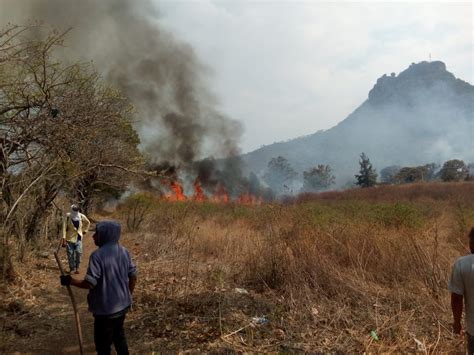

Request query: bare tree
[
  {"left": 1, "top": 26, "right": 142, "bottom": 281},
  {"left": 263, "top": 156, "right": 298, "bottom": 195}
]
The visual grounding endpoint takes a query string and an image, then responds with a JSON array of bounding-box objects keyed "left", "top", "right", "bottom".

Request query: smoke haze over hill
[{"left": 241, "top": 61, "right": 474, "bottom": 188}]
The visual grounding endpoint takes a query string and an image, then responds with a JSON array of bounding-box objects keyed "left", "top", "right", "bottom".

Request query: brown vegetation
[
  {"left": 126, "top": 184, "right": 473, "bottom": 352},
  {"left": 3, "top": 183, "right": 473, "bottom": 352}
]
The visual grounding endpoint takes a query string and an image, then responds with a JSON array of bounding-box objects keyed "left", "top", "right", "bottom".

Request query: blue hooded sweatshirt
[{"left": 85, "top": 221, "right": 137, "bottom": 316}]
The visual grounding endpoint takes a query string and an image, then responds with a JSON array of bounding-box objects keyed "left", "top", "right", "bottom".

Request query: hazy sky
[{"left": 155, "top": 0, "right": 473, "bottom": 153}]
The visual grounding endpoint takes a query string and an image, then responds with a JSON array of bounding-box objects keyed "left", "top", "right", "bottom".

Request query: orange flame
[
  {"left": 212, "top": 184, "right": 229, "bottom": 203},
  {"left": 237, "top": 192, "right": 261, "bottom": 205},
  {"left": 163, "top": 179, "right": 187, "bottom": 201},
  {"left": 237, "top": 193, "right": 251, "bottom": 205},
  {"left": 193, "top": 180, "right": 207, "bottom": 201},
  {"left": 160, "top": 177, "right": 265, "bottom": 205}
]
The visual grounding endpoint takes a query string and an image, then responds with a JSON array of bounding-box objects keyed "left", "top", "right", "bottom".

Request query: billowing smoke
[{"left": 0, "top": 0, "right": 243, "bottom": 167}]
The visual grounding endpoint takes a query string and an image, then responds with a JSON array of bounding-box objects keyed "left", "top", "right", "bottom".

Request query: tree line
[
  {"left": 379, "top": 159, "right": 471, "bottom": 185},
  {"left": 261, "top": 153, "right": 473, "bottom": 194}
]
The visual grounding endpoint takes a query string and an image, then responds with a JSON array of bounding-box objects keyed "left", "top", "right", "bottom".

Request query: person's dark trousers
[
  {"left": 468, "top": 333, "right": 474, "bottom": 355},
  {"left": 94, "top": 314, "right": 129, "bottom": 355}
]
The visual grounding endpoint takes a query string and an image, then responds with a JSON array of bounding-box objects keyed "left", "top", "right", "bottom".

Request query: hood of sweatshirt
[{"left": 95, "top": 221, "right": 121, "bottom": 247}]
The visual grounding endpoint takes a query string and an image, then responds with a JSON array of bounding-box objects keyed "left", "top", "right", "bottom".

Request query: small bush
[{"left": 120, "top": 193, "right": 155, "bottom": 231}]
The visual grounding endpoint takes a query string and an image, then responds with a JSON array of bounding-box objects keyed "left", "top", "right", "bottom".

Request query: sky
[{"left": 155, "top": 0, "right": 473, "bottom": 153}]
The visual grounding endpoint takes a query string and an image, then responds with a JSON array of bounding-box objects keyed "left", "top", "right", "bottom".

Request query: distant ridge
[{"left": 241, "top": 61, "right": 474, "bottom": 187}]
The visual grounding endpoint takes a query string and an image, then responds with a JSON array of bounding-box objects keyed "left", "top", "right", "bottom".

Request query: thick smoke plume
[{"left": 0, "top": 0, "right": 242, "bottom": 167}]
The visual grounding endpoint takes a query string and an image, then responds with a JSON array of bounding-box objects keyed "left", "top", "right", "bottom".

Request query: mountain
[{"left": 240, "top": 61, "right": 474, "bottom": 187}]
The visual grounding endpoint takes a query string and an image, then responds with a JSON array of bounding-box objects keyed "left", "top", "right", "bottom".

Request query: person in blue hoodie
[{"left": 60, "top": 221, "right": 137, "bottom": 355}]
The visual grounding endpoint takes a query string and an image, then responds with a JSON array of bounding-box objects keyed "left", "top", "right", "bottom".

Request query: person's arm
[
  {"left": 60, "top": 275, "right": 94, "bottom": 289},
  {"left": 81, "top": 214, "right": 91, "bottom": 234},
  {"left": 129, "top": 275, "right": 137, "bottom": 295},
  {"left": 70, "top": 277, "right": 94, "bottom": 289},
  {"left": 126, "top": 248, "right": 137, "bottom": 295},
  {"left": 452, "top": 293, "right": 463, "bottom": 334}
]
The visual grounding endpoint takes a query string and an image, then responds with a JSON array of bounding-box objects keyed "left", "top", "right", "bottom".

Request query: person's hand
[
  {"left": 453, "top": 321, "right": 462, "bottom": 335},
  {"left": 61, "top": 239, "right": 66, "bottom": 248},
  {"left": 60, "top": 275, "right": 72, "bottom": 286}
]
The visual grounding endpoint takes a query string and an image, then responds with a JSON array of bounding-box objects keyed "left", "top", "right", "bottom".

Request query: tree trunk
[
  {"left": 75, "top": 172, "right": 98, "bottom": 214},
  {"left": 24, "top": 183, "right": 58, "bottom": 241}
]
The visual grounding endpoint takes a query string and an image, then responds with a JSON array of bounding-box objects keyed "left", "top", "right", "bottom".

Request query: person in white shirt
[
  {"left": 62, "top": 204, "right": 91, "bottom": 273},
  {"left": 449, "top": 227, "right": 474, "bottom": 353}
]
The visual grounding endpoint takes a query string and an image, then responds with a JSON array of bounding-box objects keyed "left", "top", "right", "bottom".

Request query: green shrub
[{"left": 372, "top": 202, "right": 422, "bottom": 229}]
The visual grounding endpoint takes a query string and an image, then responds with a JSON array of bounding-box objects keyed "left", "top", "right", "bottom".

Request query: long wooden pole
[{"left": 54, "top": 237, "right": 84, "bottom": 355}]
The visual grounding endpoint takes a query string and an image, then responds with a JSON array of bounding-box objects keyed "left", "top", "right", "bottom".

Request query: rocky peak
[{"left": 367, "top": 61, "right": 462, "bottom": 106}]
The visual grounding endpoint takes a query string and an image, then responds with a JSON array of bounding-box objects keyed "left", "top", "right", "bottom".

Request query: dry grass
[
  {"left": 2, "top": 182, "right": 474, "bottom": 352},
  {"left": 297, "top": 181, "right": 474, "bottom": 204},
  {"left": 118, "top": 182, "right": 474, "bottom": 352}
]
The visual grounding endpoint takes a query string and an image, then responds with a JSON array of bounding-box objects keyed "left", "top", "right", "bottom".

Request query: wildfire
[
  {"left": 212, "top": 184, "right": 229, "bottom": 203},
  {"left": 163, "top": 179, "right": 187, "bottom": 201},
  {"left": 162, "top": 179, "right": 261, "bottom": 205},
  {"left": 193, "top": 180, "right": 207, "bottom": 201},
  {"left": 236, "top": 192, "right": 261, "bottom": 205}
]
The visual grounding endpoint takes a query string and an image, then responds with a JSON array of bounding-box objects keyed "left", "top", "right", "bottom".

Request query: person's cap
[{"left": 71, "top": 204, "right": 79, "bottom": 211}]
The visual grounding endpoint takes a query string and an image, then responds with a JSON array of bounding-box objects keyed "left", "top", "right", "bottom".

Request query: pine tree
[{"left": 355, "top": 153, "right": 377, "bottom": 188}]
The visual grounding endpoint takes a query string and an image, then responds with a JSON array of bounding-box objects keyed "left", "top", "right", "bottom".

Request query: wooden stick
[
  {"left": 54, "top": 248, "right": 84, "bottom": 355},
  {"left": 221, "top": 323, "right": 253, "bottom": 339}
]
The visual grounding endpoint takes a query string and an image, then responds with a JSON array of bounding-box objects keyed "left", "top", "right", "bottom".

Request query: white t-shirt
[{"left": 449, "top": 254, "right": 474, "bottom": 335}]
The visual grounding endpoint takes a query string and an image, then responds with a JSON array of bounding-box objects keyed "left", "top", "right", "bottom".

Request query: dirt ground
[
  {"left": 1, "top": 233, "right": 97, "bottom": 353},
  {"left": 1, "top": 229, "right": 278, "bottom": 353}
]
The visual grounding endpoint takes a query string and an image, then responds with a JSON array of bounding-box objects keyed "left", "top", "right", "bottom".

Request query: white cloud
[{"left": 156, "top": 0, "right": 473, "bottom": 152}]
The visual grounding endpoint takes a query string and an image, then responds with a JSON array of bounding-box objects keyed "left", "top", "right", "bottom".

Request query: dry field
[{"left": 2, "top": 182, "right": 474, "bottom": 352}]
